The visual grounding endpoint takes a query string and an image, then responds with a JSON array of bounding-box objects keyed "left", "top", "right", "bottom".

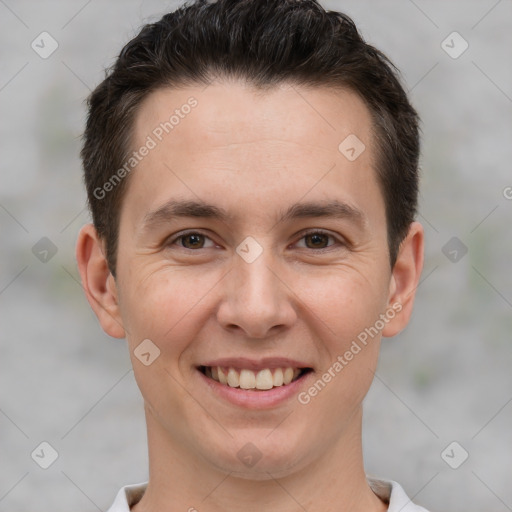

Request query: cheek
[
  {"left": 120, "top": 268, "right": 211, "bottom": 351},
  {"left": 297, "top": 267, "right": 388, "bottom": 348},
  {"left": 296, "top": 270, "right": 388, "bottom": 418},
  {"left": 296, "top": 272, "right": 385, "bottom": 414},
  {"left": 120, "top": 270, "right": 211, "bottom": 428}
]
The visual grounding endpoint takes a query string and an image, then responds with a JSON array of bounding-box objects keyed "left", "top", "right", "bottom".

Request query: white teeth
[
  {"left": 273, "top": 368, "right": 284, "bottom": 386},
  {"left": 255, "top": 369, "right": 273, "bottom": 390},
  {"left": 218, "top": 367, "right": 228, "bottom": 384},
  {"left": 205, "top": 366, "right": 305, "bottom": 390},
  {"left": 283, "top": 367, "right": 294, "bottom": 385},
  {"left": 239, "top": 369, "right": 256, "bottom": 389},
  {"left": 227, "top": 368, "right": 239, "bottom": 387}
]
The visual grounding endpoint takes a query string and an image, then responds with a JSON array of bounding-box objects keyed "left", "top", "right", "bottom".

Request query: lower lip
[{"left": 196, "top": 368, "right": 313, "bottom": 409}]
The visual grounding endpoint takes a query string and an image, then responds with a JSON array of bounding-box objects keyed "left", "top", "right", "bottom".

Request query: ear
[
  {"left": 382, "top": 221, "right": 424, "bottom": 337},
  {"left": 75, "top": 223, "right": 126, "bottom": 339}
]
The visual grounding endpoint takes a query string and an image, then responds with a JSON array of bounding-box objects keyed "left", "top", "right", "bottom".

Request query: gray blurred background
[{"left": 1, "top": 1, "right": 511, "bottom": 510}]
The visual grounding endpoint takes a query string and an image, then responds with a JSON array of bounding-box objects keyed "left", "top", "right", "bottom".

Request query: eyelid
[
  {"left": 166, "top": 229, "right": 218, "bottom": 248},
  {"left": 166, "top": 228, "right": 345, "bottom": 251},
  {"left": 294, "top": 228, "right": 343, "bottom": 250}
]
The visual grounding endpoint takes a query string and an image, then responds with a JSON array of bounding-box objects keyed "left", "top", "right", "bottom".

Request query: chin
[{"left": 207, "top": 437, "right": 308, "bottom": 480}]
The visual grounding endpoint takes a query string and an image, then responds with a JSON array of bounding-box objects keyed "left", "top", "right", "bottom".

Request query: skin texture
[{"left": 76, "top": 81, "right": 424, "bottom": 512}]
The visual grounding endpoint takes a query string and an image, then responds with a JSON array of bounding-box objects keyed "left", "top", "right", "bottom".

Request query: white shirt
[{"left": 106, "top": 477, "right": 430, "bottom": 511}]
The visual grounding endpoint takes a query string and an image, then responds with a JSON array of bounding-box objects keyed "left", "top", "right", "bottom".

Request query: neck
[{"left": 132, "top": 405, "right": 387, "bottom": 512}]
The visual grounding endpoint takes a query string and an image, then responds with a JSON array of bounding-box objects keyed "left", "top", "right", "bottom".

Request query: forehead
[
  {"left": 122, "top": 80, "right": 383, "bottom": 231},
  {"left": 134, "top": 81, "right": 374, "bottom": 155}
]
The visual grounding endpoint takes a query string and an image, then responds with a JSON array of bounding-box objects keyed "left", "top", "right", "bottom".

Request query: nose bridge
[
  {"left": 217, "top": 239, "right": 296, "bottom": 336},
  {"left": 236, "top": 250, "right": 279, "bottom": 304}
]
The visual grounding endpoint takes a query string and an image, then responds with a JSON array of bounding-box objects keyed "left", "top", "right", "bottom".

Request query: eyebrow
[{"left": 141, "top": 198, "right": 367, "bottom": 232}]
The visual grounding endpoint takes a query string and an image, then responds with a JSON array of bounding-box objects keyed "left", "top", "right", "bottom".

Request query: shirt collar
[{"left": 107, "top": 477, "right": 430, "bottom": 511}]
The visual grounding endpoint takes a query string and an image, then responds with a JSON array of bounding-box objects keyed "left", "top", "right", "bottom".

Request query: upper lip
[{"left": 199, "top": 357, "right": 313, "bottom": 371}]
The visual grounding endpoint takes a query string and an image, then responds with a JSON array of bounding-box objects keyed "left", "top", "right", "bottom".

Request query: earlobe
[
  {"left": 382, "top": 221, "right": 424, "bottom": 338},
  {"left": 75, "top": 223, "right": 126, "bottom": 339}
]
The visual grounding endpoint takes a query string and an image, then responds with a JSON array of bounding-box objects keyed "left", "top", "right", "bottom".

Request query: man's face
[{"left": 107, "top": 81, "right": 406, "bottom": 476}]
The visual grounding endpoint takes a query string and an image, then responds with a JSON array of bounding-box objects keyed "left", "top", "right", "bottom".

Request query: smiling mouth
[{"left": 198, "top": 365, "right": 313, "bottom": 391}]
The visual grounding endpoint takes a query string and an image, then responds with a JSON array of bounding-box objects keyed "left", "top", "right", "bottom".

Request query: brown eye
[
  {"left": 179, "top": 233, "right": 206, "bottom": 249},
  {"left": 296, "top": 230, "right": 339, "bottom": 250},
  {"left": 167, "top": 231, "right": 216, "bottom": 250},
  {"left": 304, "top": 232, "right": 330, "bottom": 249}
]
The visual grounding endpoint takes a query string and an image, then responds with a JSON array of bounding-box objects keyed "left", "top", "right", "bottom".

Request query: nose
[{"left": 216, "top": 249, "right": 297, "bottom": 339}]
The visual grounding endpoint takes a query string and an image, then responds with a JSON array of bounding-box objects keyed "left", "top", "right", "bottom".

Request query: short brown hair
[{"left": 81, "top": 0, "right": 420, "bottom": 277}]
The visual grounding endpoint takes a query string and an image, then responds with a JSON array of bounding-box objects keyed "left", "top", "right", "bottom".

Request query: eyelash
[{"left": 166, "top": 229, "right": 344, "bottom": 252}]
